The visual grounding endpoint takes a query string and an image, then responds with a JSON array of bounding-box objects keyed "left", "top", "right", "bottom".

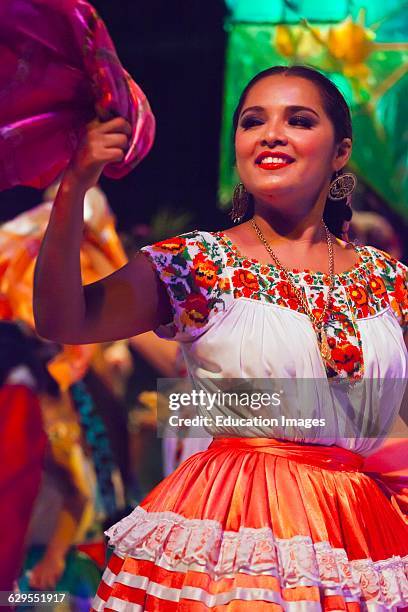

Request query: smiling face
[{"left": 234, "top": 74, "right": 351, "bottom": 212}]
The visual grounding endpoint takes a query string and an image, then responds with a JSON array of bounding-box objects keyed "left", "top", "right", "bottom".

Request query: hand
[
  {"left": 103, "top": 341, "right": 133, "bottom": 376},
  {"left": 67, "top": 117, "right": 132, "bottom": 191},
  {"left": 28, "top": 553, "right": 66, "bottom": 590}
]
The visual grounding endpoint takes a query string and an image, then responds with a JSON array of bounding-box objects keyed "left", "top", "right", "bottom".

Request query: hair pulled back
[{"left": 232, "top": 65, "right": 353, "bottom": 238}]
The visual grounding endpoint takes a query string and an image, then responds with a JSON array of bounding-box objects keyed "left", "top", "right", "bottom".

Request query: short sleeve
[
  {"left": 369, "top": 247, "right": 408, "bottom": 334},
  {"left": 139, "top": 230, "right": 232, "bottom": 341}
]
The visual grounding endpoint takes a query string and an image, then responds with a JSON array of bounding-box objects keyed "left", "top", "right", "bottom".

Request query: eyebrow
[{"left": 240, "top": 105, "right": 320, "bottom": 118}]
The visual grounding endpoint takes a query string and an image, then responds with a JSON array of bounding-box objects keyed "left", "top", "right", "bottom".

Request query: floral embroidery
[
  {"left": 141, "top": 231, "right": 407, "bottom": 377},
  {"left": 192, "top": 252, "right": 218, "bottom": 289},
  {"left": 215, "top": 232, "right": 407, "bottom": 380},
  {"left": 369, "top": 275, "right": 387, "bottom": 298},
  {"left": 330, "top": 342, "right": 361, "bottom": 375},
  {"left": 150, "top": 236, "right": 186, "bottom": 255},
  {"left": 180, "top": 293, "right": 210, "bottom": 328},
  {"left": 390, "top": 268, "right": 408, "bottom": 328},
  {"left": 232, "top": 269, "right": 259, "bottom": 298},
  {"left": 140, "top": 231, "right": 231, "bottom": 340},
  {"left": 276, "top": 281, "right": 299, "bottom": 310}
]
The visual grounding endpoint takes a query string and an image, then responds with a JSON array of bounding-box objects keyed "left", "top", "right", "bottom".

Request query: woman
[{"left": 34, "top": 66, "right": 408, "bottom": 610}]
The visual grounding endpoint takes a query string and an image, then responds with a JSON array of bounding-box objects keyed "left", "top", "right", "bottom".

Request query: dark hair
[
  {"left": 232, "top": 65, "right": 353, "bottom": 237},
  {"left": 0, "top": 321, "right": 60, "bottom": 395}
]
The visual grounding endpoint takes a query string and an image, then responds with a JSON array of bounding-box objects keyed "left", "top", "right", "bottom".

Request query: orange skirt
[{"left": 92, "top": 438, "right": 408, "bottom": 611}]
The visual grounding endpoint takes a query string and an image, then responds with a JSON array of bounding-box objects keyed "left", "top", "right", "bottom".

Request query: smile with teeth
[
  {"left": 260, "top": 156, "right": 289, "bottom": 164},
  {"left": 256, "top": 155, "right": 294, "bottom": 170}
]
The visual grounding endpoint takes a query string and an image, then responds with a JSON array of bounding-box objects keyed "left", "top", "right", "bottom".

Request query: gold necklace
[{"left": 250, "top": 218, "right": 335, "bottom": 362}]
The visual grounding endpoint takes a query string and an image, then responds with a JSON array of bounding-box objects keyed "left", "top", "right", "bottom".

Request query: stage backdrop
[{"left": 220, "top": 0, "right": 408, "bottom": 220}]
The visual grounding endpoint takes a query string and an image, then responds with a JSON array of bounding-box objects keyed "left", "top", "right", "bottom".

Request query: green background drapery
[{"left": 219, "top": 1, "right": 408, "bottom": 219}]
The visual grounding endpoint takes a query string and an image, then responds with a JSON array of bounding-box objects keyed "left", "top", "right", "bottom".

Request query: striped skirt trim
[{"left": 92, "top": 552, "right": 408, "bottom": 611}]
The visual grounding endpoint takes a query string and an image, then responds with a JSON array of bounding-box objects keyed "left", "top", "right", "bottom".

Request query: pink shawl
[{"left": 0, "top": 0, "right": 155, "bottom": 190}]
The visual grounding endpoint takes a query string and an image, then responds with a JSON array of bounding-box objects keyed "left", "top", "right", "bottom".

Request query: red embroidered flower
[
  {"left": 260, "top": 265, "right": 270, "bottom": 275},
  {"left": 389, "top": 273, "right": 407, "bottom": 322},
  {"left": 304, "top": 274, "right": 313, "bottom": 285},
  {"left": 375, "top": 257, "right": 388, "bottom": 270},
  {"left": 180, "top": 293, "right": 210, "bottom": 327},
  {"left": 310, "top": 291, "right": 325, "bottom": 318},
  {"left": 242, "top": 259, "right": 252, "bottom": 269},
  {"left": 276, "top": 281, "right": 299, "bottom": 310},
  {"left": 193, "top": 253, "right": 218, "bottom": 289},
  {"left": 155, "top": 237, "right": 186, "bottom": 255},
  {"left": 233, "top": 269, "right": 259, "bottom": 298},
  {"left": 369, "top": 275, "right": 386, "bottom": 297},
  {"left": 391, "top": 273, "right": 407, "bottom": 304},
  {"left": 331, "top": 342, "right": 361, "bottom": 374},
  {"left": 348, "top": 284, "right": 367, "bottom": 306}
]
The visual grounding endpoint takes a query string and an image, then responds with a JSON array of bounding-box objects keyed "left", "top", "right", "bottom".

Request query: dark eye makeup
[
  {"left": 289, "top": 115, "right": 315, "bottom": 128},
  {"left": 239, "top": 116, "right": 263, "bottom": 129},
  {"left": 239, "top": 113, "right": 316, "bottom": 130}
]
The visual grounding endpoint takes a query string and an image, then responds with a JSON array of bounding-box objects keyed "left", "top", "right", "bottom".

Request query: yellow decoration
[
  {"left": 327, "top": 17, "right": 375, "bottom": 65},
  {"left": 275, "top": 25, "right": 295, "bottom": 57},
  {"left": 273, "top": 12, "right": 390, "bottom": 89}
]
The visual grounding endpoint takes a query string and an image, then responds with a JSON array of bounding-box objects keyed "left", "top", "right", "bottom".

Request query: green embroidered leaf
[{"left": 182, "top": 247, "right": 192, "bottom": 261}]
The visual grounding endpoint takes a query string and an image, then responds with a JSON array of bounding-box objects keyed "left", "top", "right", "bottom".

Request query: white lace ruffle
[{"left": 106, "top": 506, "right": 408, "bottom": 609}]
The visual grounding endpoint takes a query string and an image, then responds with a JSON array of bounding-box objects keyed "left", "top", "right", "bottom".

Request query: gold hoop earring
[
  {"left": 328, "top": 171, "right": 357, "bottom": 202},
  {"left": 230, "top": 182, "right": 249, "bottom": 224}
]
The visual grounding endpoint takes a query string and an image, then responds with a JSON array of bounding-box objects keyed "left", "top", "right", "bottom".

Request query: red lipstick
[{"left": 255, "top": 151, "right": 295, "bottom": 170}]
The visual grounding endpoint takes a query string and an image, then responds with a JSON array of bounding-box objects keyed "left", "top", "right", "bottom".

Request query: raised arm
[{"left": 34, "top": 118, "right": 172, "bottom": 345}]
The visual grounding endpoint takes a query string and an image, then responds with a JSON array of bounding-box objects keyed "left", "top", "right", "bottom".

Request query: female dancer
[{"left": 34, "top": 65, "right": 408, "bottom": 610}]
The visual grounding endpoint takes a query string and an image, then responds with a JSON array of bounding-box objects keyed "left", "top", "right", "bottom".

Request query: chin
[{"left": 252, "top": 182, "right": 295, "bottom": 200}]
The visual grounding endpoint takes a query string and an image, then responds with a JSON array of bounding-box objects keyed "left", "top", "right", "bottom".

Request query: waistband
[{"left": 208, "top": 437, "right": 364, "bottom": 471}]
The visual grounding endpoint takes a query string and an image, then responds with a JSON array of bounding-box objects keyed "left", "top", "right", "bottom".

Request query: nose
[
  {"left": 260, "top": 134, "right": 287, "bottom": 147},
  {"left": 260, "top": 121, "right": 287, "bottom": 147}
]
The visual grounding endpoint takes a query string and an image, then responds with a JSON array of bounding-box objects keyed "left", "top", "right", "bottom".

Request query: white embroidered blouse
[{"left": 140, "top": 230, "right": 408, "bottom": 456}]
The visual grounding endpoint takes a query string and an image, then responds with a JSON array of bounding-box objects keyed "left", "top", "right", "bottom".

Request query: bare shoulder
[
  {"left": 332, "top": 237, "right": 362, "bottom": 268},
  {"left": 220, "top": 222, "right": 254, "bottom": 247}
]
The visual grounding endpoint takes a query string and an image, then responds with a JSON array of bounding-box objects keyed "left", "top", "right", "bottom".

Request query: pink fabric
[{"left": 0, "top": 0, "right": 155, "bottom": 191}]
